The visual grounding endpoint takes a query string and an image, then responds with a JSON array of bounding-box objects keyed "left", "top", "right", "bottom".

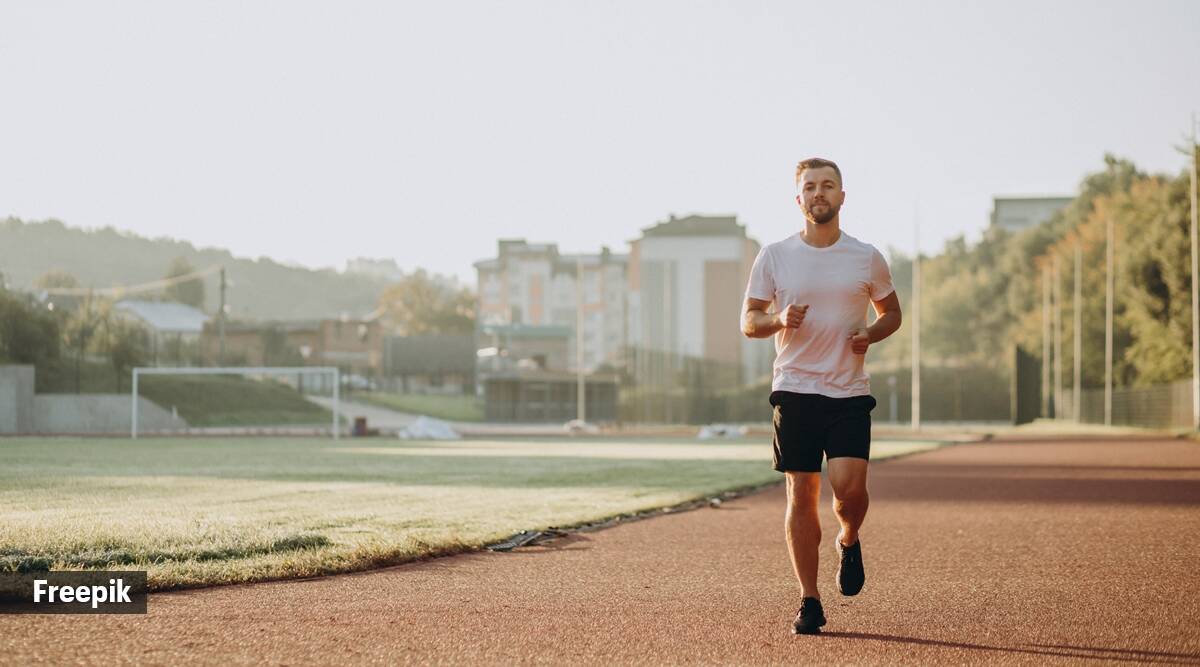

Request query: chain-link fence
[{"left": 1062, "top": 380, "right": 1193, "bottom": 429}]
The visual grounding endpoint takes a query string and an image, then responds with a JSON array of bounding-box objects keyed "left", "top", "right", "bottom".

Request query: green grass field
[
  {"left": 0, "top": 436, "right": 944, "bottom": 591},
  {"left": 355, "top": 392, "right": 485, "bottom": 422}
]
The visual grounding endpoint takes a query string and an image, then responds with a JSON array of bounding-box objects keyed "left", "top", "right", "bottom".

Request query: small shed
[
  {"left": 483, "top": 370, "right": 618, "bottom": 423},
  {"left": 114, "top": 300, "right": 210, "bottom": 366}
]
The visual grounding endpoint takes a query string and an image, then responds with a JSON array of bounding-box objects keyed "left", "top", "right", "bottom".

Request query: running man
[{"left": 741, "top": 157, "right": 902, "bottom": 635}]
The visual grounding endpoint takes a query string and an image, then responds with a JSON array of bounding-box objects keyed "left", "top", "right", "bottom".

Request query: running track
[{"left": 3, "top": 436, "right": 1199, "bottom": 665}]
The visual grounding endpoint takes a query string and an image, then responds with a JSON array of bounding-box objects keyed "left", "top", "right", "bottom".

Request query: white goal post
[{"left": 131, "top": 366, "right": 340, "bottom": 439}]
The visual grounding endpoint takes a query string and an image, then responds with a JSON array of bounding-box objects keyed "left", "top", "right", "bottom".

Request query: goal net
[{"left": 130, "top": 366, "right": 341, "bottom": 439}]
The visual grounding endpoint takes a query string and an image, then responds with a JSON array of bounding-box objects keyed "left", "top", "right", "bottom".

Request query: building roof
[
  {"left": 639, "top": 214, "right": 746, "bottom": 239},
  {"left": 992, "top": 195, "right": 1074, "bottom": 203},
  {"left": 474, "top": 239, "right": 628, "bottom": 273},
  {"left": 990, "top": 195, "right": 1074, "bottom": 230},
  {"left": 115, "top": 300, "right": 210, "bottom": 334}
]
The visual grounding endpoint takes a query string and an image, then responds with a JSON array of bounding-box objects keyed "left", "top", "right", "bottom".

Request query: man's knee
[
  {"left": 785, "top": 472, "right": 821, "bottom": 509},
  {"left": 830, "top": 478, "right": 868, "bottom": 504},
  {"left": 828, "top": 458, "right": 869, "bottom": 503}
]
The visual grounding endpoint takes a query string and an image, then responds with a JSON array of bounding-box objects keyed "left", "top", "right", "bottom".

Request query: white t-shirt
[{"left": 744, "top": 231, "right": 895, "bottom": 398}]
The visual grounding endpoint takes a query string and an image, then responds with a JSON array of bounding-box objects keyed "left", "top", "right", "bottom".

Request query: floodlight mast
[{"left": 130, "top": 366, "right": 340, "bottom": 439}]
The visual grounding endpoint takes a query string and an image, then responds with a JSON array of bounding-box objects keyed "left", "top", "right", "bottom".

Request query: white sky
[{"left": 3, "top": 1, "right": 1198, "bottom": 284}]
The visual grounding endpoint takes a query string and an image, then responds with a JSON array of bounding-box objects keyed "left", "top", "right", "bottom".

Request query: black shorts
[{"left": 770, "top": 391, "right": 877, "bottom": 473}]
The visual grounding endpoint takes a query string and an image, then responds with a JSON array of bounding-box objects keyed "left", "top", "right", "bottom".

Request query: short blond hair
[{"left": 795, "top": 158, "right": 842, "bottom": 186}]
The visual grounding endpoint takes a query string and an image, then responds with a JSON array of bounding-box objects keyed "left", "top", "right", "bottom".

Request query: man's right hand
[{"left": 778, "top": 304, "right": 808, "bottom": 329}]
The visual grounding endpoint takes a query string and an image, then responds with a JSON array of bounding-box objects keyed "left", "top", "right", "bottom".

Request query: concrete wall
[
  {"left": 0, "top": 365, "right": 35, "bottom": 434},
  {"left": 1, "top": 365, "right": 188, "bottom": 435},
  {"left": 32, "top": 395, "right": 188, "bottom": 435}
]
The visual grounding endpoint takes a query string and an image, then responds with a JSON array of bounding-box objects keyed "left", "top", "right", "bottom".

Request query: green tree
[
  {"left": 106, "top": 319, "right": 149, "bottom": 392},
  {"left": 0, "top": 289, "right": 60, "bottom": 365},
  {"left": 164, "top": 257, "right": 206, "bottom": 308},
  {"left": 61, "top": 295, "right": 106, "bottom": 393},
  {"left": 378, "top": 270, "right": 475, "bottom": 335}
]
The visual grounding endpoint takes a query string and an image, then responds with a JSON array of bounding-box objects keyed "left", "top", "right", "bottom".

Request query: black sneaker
[
  {"left": 791, "top": 597, "right": 826, "bottom": 635},
  {"left": 836, "top": 539, "right": 865, "bottom": 596}
]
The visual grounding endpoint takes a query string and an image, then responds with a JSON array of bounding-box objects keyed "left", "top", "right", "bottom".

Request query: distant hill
[{"left": 0, "top": 217, "right": 388, "bottom": 320}]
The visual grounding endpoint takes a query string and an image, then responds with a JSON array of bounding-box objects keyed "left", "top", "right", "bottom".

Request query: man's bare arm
[
  {"left": 742, "top": 297, "right": 780, "bottom": 338},
  {"left": 866, "top": 291, "right": 902, "bottom": 343},
  {"left": 743, "top": 297, "right": 807, "bottom": 338}
]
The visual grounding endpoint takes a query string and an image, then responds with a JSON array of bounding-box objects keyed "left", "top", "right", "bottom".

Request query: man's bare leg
[
  {"left": 784, "top": 471, "right": 822, "bottom": 598},
  {"left": 827, "top": 457, "right": 870, "bottom": 546}
]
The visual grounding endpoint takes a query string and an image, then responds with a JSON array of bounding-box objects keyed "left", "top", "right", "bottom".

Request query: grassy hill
[
  {"left": 0, "top": 217, "right": 387, "bottom": 320},
  {"left": 39, "top": 362, "right": 332, "bottom": 426},
  {"left": 138, "top": 375, "right": 333, "bottom": 426}
]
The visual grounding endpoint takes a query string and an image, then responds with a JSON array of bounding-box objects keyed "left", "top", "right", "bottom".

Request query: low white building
[
  {"left": 990, "top": 195, "right": 1073, "bottom": 232},
  {"left": 114, "top": 300, "right": 210, "bottom": 365}
]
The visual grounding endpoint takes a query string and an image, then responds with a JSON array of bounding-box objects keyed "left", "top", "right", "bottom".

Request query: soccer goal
[{"left": 130, "top": 366, "right": 341, "bottom": 439}]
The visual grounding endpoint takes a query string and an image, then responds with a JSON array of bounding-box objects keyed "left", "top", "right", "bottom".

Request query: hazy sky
[{"left": 3, "top": 1, "right": 1198, "bottom": 284}]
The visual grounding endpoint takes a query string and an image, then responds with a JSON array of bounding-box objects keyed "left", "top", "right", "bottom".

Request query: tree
[
  {"left": 378, "top": 270, "right": 475, "bottom": 336},
  {"left": 61, "top": 295, "right": 106, "bottom": 393},
  {"left": 0, "top": 289, "right": 60, "bottom": 365},
  {"left": 106, "top": 319, "right": 149, "bottom": 392},
  {"left": 164, "top": 257, "right": 205, "bottom": 308}
]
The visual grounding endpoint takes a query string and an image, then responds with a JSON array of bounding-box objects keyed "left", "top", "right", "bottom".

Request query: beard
[{"left": 804, "top": 200, "right": 840, "bottom": 225}]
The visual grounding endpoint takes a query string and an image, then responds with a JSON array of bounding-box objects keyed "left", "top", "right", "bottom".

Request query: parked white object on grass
[{"left": 397, "top": 415, "right": 461, "bottom": 440}]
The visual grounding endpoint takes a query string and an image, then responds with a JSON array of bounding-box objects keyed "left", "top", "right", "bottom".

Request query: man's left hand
[{"left": 848, "top": 328, "right": 870, "bottom": 355}]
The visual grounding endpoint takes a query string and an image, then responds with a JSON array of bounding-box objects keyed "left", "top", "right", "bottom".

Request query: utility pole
[
  {"left": 1054, "top": 254, "right": 1063, "bottom": 420},
  {"left": 1080, "top": 242, "right": 1089, "bottom": 422},
  {"left": 218, "top": 267, "right": 227, "bottom": 366},
  {"left": 1190, "top": 112, "right": 1199, "bottom": 431},
  {"left": 663, "top": 261, "right": 673, "bottom": 424},
  {"left": 911, "top": 214, "right": 921, "bottom": 431},
  {"left": 1105, "top": 215, "right": 1115, "bottom": 426},
  {"left": 1042, "top": 267, "right": 1051, "bottom": 418},
  {"left": 575, "top": 256, "right": 586, "bottom": 424}
]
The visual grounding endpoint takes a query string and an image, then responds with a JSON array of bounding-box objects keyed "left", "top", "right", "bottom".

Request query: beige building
[
  {"left": 628, "top": 214, "right": 773, "bottom": 386},
  {"left": 474, "top": 240, "right": 628, "bottom": 371}
]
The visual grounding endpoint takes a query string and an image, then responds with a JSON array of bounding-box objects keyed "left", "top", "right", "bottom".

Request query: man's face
[{"left": 796, "top": 166, "right": 845, "bottom": 224}]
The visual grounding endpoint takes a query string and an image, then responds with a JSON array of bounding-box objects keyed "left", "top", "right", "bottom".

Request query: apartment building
[{"left": 474, "top": 240, "right": 628, "bottom": 372}]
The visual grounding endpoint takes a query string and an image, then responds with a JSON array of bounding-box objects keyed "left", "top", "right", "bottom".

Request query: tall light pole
[
  {"left": 218, "top": 267, "right": 227, "bottom": 366},
  {"left": 575, "top": 256, "right": 586, "bottom": 423},
  {"left": 1054, "top": 254, "right": 1063, "bottom": 420},
  {"left": 1080, "top": 242, "right": 1089, "bottom": 422},
  {"left": 1042, "top": 267, "right": 1051, "bottom": 418},
  {"left": 911, "top": 213, "right": 921, "bottom": 431},
  {"left": 1190, "top": 112, "right": 1199, "bottom": 432},
  {"left": 1105, "top": 215, "right": 1115, "bottom": 426}
]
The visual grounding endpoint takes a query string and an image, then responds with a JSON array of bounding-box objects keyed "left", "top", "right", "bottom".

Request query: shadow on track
[
  {"left": 870, "top": 467, "right": 1200, "bottom": 506},
  {"left": 818, "top": 632, "right": 1200, "bottom": 664}
]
